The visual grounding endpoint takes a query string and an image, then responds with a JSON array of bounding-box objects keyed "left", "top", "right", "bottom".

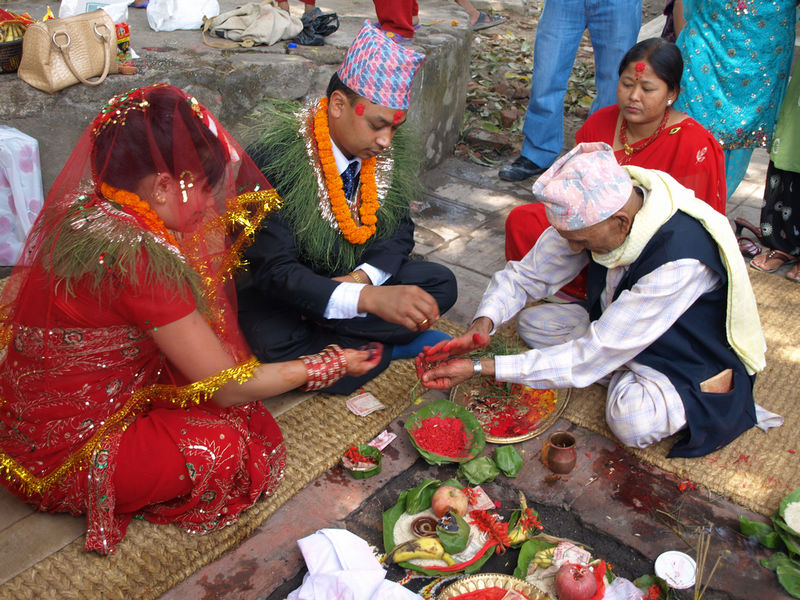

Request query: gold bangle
[{"left": 349, "top": 270, "right": 366, "bottom": 284}]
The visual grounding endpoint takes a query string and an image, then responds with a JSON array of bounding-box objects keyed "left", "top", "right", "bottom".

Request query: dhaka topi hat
[
  {"left": 337, "top": 20, "right": 426, "bottom": 111},
  {"left": 532, "top": 142, "right": 633, "bottom": 231}
]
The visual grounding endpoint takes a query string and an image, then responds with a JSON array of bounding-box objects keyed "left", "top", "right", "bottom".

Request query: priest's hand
[
  {"left": 358, "top": 285, "right": 440, "bottom": 331},
  {"left": 421, "top": 317, "right": 492, "bottom": 363},
  {"left": 417, "top": 357, "right": 475, "bottom": 390}
]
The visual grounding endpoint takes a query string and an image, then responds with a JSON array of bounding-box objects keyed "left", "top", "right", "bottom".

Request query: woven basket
[{"left": 0, "top": 39, "right": 23, "bottom": 73}]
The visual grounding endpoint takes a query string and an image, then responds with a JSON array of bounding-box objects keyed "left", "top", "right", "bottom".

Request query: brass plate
[
  {"left": 449, "top": 382, "right": 571, "bottom": 444},
  {"left": 437, "top": 573, "right": 549, "bottom": 599}
]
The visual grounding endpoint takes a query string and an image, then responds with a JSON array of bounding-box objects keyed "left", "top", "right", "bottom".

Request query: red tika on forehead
[
  {"left": 393, "top": 110, "right": 404, "bottom": 125},
  {"left": 634, "top": 61, "right": 646, "bottom": 79},
  {"left": 355, "top": 102, "right": 365, "bottom": 116}
]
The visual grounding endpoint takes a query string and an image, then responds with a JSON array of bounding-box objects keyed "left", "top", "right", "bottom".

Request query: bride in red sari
[
  {"left": 505, "top": 38, "right": 726, "bottom": 298},
  {"left": 0, "top": 84, "right": 380, "bottom": 554}
]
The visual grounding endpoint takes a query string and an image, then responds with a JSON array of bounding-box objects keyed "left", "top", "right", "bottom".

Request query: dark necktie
[{"left": 340, "top": 161, "right": 359, "bottom": 201}]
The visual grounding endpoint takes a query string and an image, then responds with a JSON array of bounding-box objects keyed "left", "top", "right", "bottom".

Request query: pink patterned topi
[
  {"left": 337, "top": 20, "right": 425, "bottom": 111},
  {"left": 532, "top": 142, "right": 633, "bottom": 231}
]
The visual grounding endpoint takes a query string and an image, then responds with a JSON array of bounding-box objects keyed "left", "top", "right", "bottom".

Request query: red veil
[{"left": 0, "top": 84, "right": 284, "bottom": 552}]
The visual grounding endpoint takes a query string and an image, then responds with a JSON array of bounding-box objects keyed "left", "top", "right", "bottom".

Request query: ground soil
[{"left": 457, "top": 0, "right": 667, "bottom": 165}]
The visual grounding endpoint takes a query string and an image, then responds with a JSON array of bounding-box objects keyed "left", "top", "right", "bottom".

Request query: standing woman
[
  {"left": 0, "top": 84, "right": 380, "bottom": 554},
  {"left": 750, "top": 62, "right": 800, "bottom": 279},
  {"left": 505, "top": 38, "right": 726, "bottom": 287},
  {"left": 672, "top": 0, "right": 796, "bottom": 198}
]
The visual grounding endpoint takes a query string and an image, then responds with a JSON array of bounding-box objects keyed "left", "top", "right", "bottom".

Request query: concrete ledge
[{"left": 1, "top": 0, "right": 471, "bottom": 191}]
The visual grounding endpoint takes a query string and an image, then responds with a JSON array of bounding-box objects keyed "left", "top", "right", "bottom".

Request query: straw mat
[
  {"left": 561, "top": 268, "right": 800, "bottom": 517},
  {"left": 1, "top": 356, "right": 421, "bottom": 600}
]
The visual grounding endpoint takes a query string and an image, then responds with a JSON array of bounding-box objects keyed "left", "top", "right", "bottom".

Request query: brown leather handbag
[{"left": 18, "top": 10, "right": 118, "bottom": 94}]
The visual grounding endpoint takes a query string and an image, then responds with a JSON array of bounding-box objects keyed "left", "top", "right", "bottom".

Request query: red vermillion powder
[{"left": 411, "top": 415, "right": 469, "bottom": 457}]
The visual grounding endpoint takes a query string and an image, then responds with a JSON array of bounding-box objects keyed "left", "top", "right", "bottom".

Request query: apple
[
  {"left": 553, "top": 563, "right": 597, "bottom": 600},
  {"left": 431, "top": 485, "right": 468, "bottom": 518}
]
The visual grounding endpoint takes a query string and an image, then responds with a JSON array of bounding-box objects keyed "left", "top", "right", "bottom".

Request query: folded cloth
[{"left": 287, "top": 529, "right": 422, "bottom": 600}]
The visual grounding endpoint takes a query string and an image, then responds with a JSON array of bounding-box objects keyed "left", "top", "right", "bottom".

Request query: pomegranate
[{"left": 553, "top": 563, "right": 597, "bottom": 600}]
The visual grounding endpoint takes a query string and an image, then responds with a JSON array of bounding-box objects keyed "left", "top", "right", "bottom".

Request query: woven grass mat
[
  {"left": 2, "top": 355, "right": 422, "bottom": 600},
  {"left": 561, "top": 268, "right": 800, "bottom": 517}
]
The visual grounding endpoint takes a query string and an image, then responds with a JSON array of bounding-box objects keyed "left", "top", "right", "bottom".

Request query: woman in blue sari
[{"left": 672, "top": 0, "right": 796, "bottom": 198}]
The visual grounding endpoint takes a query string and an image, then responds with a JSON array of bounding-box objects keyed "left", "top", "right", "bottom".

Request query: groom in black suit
[{"left": 238, "top": 22, "right": 457, "bottom": 393}]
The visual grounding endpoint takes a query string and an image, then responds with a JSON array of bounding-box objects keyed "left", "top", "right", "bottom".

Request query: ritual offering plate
[
  {"left": 341, "top": 444, "right": 382, "bottom": 479},
  {"left": 437, "top": 573, "right": 547, "bottom": 600},
  {"left": 450, "top": 380, "right": 571, "bottom": 444},
  {"left": 405, "top": 398, "right": 486, "bottom": 465}
]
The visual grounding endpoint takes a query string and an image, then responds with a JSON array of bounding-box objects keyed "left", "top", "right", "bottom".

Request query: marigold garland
[
  {"left": 100, "top": 182, "right": 180, "bottom": 248},
  {"left": 313, "top": 97, "right": 380, "bottom": 245}
]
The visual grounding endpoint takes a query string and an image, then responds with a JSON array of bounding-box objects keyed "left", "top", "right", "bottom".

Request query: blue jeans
[{"left": 520, "top": 0, "right": 642, "bottom": 168}]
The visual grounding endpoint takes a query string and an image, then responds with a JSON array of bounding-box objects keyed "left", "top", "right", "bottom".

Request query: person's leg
[
  {"left": 300, "top": 0, "right": 316, "bottom": 12},
  {"left": 516, "top": 303, "right": 590, "bottom": 348},
  {"left": 373, "top": 0, "right": 416, "bottom": 39},
  {"left": 586, "top": 0, "right": 642, "bottom": 114},
  {"left": 518, "top": 0, "right": 586, "bottom": 168},
  {"left": 277, "top": 1, "right": 289, "bottom": 11},
  {"left": 453, "top": 0, "right": 480, "bottom": 25},
  {"left": 238, "top": 288, "right": 394, "bottom": 394},
  {"left": 605, "top": 361, "right": 687, "bottom": 448}
]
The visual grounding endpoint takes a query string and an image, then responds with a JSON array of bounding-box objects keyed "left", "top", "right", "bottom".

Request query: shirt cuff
[
  {"left": 324, "top": 282, "right": 368, "bottom": 319},
  {"left": 358, "top": 263, "right": 390, "bottom": 286}
]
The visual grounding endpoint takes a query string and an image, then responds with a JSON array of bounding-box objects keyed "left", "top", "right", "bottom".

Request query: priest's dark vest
[{"left": 585, "top": 211, "right": 757, "bottom": 458}]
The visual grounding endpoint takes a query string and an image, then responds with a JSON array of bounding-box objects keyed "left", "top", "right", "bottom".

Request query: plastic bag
[
  {"left": 58, "top": 0, "right": 129, "bottom": 23},
  {"left": 147, "top": 0, "right": 220, "bottom": 32},
  {"left": 0, "top": 126, "right": 44, "bottom": 265}
]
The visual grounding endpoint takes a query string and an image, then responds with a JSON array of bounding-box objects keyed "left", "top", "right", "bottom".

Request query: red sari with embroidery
[
  {"left": 0, "top": 84, "right": 286, "bottom": 554},
  {"left": 0, "top": 257, "right": 286, "bottom": 553}
]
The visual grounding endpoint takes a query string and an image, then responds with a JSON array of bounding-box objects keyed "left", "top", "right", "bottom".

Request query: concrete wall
[{"left": 0, "top": 0, "right": 470, "bottom": 192}]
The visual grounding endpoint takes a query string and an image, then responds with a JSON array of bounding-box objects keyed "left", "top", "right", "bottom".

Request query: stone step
[{"left": 1, "top": 0, "right": 472, "bottom": 191}]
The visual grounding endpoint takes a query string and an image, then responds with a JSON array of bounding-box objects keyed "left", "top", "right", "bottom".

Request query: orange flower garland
[
  {"left": 313, "top": 97, "right": 380, "bottom": 245},
  {"left": 100, "top": 182, "right": 179, "bottom": 248}
]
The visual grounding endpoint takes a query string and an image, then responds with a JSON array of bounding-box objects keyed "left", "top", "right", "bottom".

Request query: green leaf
[
  {"left": 494, "top": 445, "right": 523, "bottom": 477},
  {"left": 633, "top": 574, "right": 668, "bottom": 597},
  {"left": 739, "top": 515, "right": 781, "bottom": 549},
  {"left": 762, "top": 552, "right": 791, "bottom": 571},
  {"left": 436, "top": 511, "right": 471, "bottom": 554},
  {"left": 457, "top": 455, "right": 500, "bottom": 485},
  {"left": 774, "top": 516, "right": 800, "bottom": 557},
  {"left": 405, "top": 479, "right": 440, "bottom": 514},
  {"left": 513, "top": 538, "right": 554, "bottom": 579},
  {"left": 777, "top": 559, "right": 800, "bottom": 598},
  {"left": 780, "top": 487, "right": 800, "bottom": 519}
]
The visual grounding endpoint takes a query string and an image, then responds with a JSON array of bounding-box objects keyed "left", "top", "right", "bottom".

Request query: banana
[
  {"left": 384, "top": 536, "right": 456, "bottom": 566},
  {"left": 533, "top": 546, "right": 556, "bottom": 568}
]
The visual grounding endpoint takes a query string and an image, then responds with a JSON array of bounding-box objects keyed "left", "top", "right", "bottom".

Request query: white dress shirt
[{"left": 324, "top": 138, "right": 390, "bottom": 320}]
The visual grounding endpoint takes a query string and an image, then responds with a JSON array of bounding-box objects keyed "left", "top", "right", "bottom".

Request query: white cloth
[
  {"left": 287, "top": 529, "right": 422, "bottom": 600},
  {"left": 325, "top": 138, "right": 389, "bottom": 320}
]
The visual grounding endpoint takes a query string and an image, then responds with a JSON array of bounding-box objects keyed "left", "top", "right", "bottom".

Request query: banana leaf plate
[
  {"left": 449, "top": 381, "right": 571, "bottom": 444},
  {"left": 405, "top": 398, "right": 486, "bottom": 465}
]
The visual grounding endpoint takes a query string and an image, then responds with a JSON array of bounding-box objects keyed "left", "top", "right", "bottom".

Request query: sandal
[
  {"left": 787, "top": 263, "right": 800, "bottom": 283},
  {"left": 750, "top": 248, "right": 798, "bottom": 273},
  {"left": 738, "top": 236, "right": 761, "bottom": 258},
  {"left": 472, "top": 11, "right": 507, "bottom": 31},
  {"left": 734, "top": 217, "right": 763, "bottom": 242}
]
